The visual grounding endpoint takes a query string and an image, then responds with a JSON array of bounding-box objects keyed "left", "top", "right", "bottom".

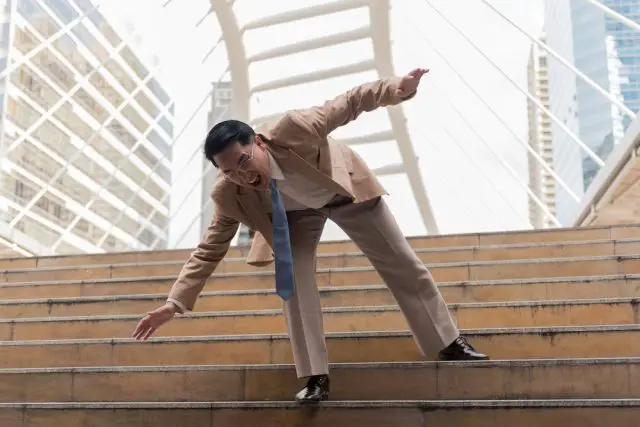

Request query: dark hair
[{"left": 204, "top": 119, "right": 255, "bottom": 167}]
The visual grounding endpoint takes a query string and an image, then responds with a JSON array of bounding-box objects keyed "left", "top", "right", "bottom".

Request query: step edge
[
  {"left": 5, "top": 253, "right": 640, "bottom": 277},
  {"left": 5, "top": 237, "right": 640, "bottom": 273},
  {"left": 0, "top": 357, "right": 639, "bottom": 374},
  {"left": 1, "top": 399, "right": 640, "bottom": 410},
  {"left": 0, "top": 274, "right": 634, "bottom": 302},
  {"left": 0, "top": 324, "right": 637, "bottom": 346},
  {"left": 2, "top": 296, "right": 637, "bottom": 324}
]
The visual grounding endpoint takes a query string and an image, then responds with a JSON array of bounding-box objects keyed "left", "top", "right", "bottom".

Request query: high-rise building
[
  {"left": 200, "top": 81, "right": 251, "bottom": 245},
  {"left": 0, "top": 0, "right": 174, "bottom": 255},
  {"left": 544, "top": 0, "right": 640, "bottom": 224},
  {"left": 526, "top": 37, "right": 557, "bottom": 228}
]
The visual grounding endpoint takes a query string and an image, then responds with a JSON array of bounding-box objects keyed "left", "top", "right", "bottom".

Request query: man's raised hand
[{"left": 396, "top": 68, "right": 429, "bottom": 97}]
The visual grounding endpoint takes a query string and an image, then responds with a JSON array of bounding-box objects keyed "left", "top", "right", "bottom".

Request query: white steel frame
[{"left": 4, "top": 0, "right": 639, "bottom": 255}]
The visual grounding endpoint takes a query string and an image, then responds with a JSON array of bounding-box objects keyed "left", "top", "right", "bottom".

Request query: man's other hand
[
  {"left": 396, "top": 68, "right": 429, "bottom": 97},
  {"left": 132, "top": 302, "right": 177, "bottom": 340}
]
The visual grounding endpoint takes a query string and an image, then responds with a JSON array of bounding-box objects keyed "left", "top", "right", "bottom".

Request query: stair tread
[
  {"left": 0, "top": 323, "right": 637, "bottom": 346},
  {"left": 4, "top": 253, "right": 640, "bottom": 278},
  {"left": 0, "top": 273, "right": 634, "bottom": 299},
  {"left": 2, "top": 398, "right": 640, "bottom": 409},
  {"left": 4, "top": 237, "right": 640, "bottom": 269},
  {"left": 1, "top": 357, "right": 640, "bottom": 373},
  {"left": 0, "top": 296, "right": 636, "bottom": 323}
]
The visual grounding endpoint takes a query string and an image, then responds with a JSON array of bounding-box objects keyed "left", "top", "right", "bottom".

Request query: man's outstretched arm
[
  {"left": 285, "top": 68, "right": 429, "bottom": 140},
  {"left": 132, "top": 211, "right": 239, "bottom": 340}
]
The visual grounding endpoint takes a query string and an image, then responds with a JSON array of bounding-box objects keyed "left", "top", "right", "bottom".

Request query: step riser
[
  {"left": 6, "top": 239, "right": 640, "bottom": 273},
  {"left": 0, "top": 405, "right": 637, "bottom": 426},
  {"left": 0, "top": 330, "right": 635, "bottom": 368},
  {"left": 0, "top": 278, "right": 637, "bottom": 313},
  {"left": 4, "top": 225, "right": 638, "bottom": 269},
  {"left": 2, "top": 303, "right": 637, "bottom": 341},
  {"left": 4, "top": 257, "right": 640, "bottom": 286},
  {"left": 1, "top": 363, "right": 638, "bottom": 402}
]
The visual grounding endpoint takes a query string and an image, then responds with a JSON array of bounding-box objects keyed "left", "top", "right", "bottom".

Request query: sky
[{"left": 99, "top": 0, "right": 546, "bottom": 248}]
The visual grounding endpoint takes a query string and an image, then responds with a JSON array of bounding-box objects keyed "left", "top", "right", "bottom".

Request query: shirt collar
[{"left": 267, "top": 151, "right": 285, "bottom": 180}]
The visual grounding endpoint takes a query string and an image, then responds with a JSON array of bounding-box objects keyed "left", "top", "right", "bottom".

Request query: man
[{"left": 132, "top": 68, "right": 488, "bottom": 403}]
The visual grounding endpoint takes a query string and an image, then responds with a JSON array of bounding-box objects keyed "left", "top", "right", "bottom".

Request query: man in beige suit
[{"left": 133, "top": 68, "right": 488, "bottom": 403}]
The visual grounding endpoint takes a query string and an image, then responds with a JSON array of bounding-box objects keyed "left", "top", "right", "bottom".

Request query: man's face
[{"left": 213, "top": 136, "right": 272, "bottom": 190}]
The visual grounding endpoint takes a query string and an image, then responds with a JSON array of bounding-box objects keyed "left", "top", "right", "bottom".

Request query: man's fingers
[
  {"left": 142, "top": 326, "right": 156, "bottom": 341},
  {"left": 133, "top": 324, "right": 147, "bottom": 340},
  {"left": 132, "top": 320, "right": 146, "bottom": 338}
]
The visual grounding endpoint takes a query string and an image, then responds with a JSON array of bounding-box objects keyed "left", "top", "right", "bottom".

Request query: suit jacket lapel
[
  {"left": 267, "top": 142, "right": 352, "bottom": 198},
  {"left": 237, "top": 188, "right": 273, "bottom": 247}
]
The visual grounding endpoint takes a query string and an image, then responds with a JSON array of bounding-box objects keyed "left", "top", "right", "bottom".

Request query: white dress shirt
[{"left": 267, "top": 151, "right": 336, "bottom": 210}]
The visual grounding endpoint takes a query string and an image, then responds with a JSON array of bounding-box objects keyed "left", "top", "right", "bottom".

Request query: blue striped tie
[{"left": 269, "top": 179, "right": 295, "bottom": 300}]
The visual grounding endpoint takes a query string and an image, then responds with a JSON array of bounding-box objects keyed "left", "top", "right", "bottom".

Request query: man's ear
[{"left": 254, "top": 134, "right": 267, "bottom": 148}]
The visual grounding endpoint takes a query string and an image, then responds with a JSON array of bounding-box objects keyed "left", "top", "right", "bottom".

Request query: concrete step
[
  {"left": 0, "top": 298, "right": 636, "bottom": 341},
  {"left": 3, "top": 223, "right": 640, "bottom": 270},
  {"left": 5, "top": 239, "right": 640, "bottom": 283},
  {"left": 0, "top": 399, "right": 638, "bottom": 426},
  {"left": 5, "top": 237, "right": 640, "bottom": 273},
  {"left": 0, "top": 324, "right": 637, "bottom": 368},
  {"left": 0, "top": 272, "right": 637, "bottom": 306},
  {"left": 1, "top": 275, "right": 637, "bottom": 317},
  {"left": 1, "top": 358, "right": 639, "bottom": 402},
  {"left": 4, "top": 254, "right": 640, "bottom": 290}
]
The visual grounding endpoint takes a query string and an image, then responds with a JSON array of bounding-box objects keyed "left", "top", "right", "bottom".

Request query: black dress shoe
[
  {"left": 295, "top": 374, "right": 330, "bottom": 403},
  {"left": 438, "top": 336, "right": 488, "bottom": 361}
]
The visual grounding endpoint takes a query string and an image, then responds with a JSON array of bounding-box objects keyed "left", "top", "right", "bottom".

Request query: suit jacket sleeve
[
  {"left": 284, "top": 76, "right": 417, "bottom": 140},
  {"left": 167, "top": 208, "right": 239, "bottom": 311}
]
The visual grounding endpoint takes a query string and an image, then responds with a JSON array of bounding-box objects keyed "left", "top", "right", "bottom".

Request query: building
[
  {"left": 526, "top": 37, "right": 557, "bottom": 228},
  {"left": 544, "top": 0, "right": 640, "bottom": 224},
  {"left": 0, "top": 0, "right": 174, "bottom": 255},
  {"left": 200, "top": 80, "right": 251, "bottom": 246}
]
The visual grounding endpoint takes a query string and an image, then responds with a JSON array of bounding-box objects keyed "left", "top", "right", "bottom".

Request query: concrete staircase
[{"left": 1, "top": 225, "right": 640, "bottom": 425}]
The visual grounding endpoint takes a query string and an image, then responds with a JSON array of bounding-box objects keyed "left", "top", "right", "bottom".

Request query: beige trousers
[{"left": 284, "top": 196, "right": 459, "bottom": 378}]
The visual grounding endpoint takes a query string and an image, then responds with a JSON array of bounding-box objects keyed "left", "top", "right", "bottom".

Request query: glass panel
[
  {"left": 150, "top": 211, "right": 169, "bottom": 230},
  {"left": 134, "top": 90, "right": 159, "bottom": 118},
  {"left": 72, "top": 217, "right": 106, "bottom": 245},
  {"left": 32, "top": 47, "right": 76, "bottom": 91},
  {"left": 19, "top": 0, "right": 59, "bottom": 38},
  {"left": 106, "top": 118, "right": 136, "bottom": 149},
  {"left": 146, "top": 77, "right": 170, "bottom": 105},
  {"left": 14, "top": 216, "right": 59, "bottom": 246},
  {"left": 56, "top": 241, "right": 83, "bottom": 254},
  {"left": 11, "top": 65, "right": 62, "bottom": 110},
  {"left": 122, "top": 45, "right": 149, "bottom": 80},
  {"left": 53, "top": 101, "right": 94, "bottom": 140},
  {"left": 48, "top": 0, "right": 78, "bottom": 23},
  {"left": 104, "top": 58, "right": 136, "bottom": 92},
  {"left": 133, "top": 143, "right": 170, "bottom": 180},
  {"left": 9, "top": 138, "right": 62, "bottom": 185},
  {"left": 148, "top": 128, "right": 172, "bottom": 160},
  {"left": 122, "top": 105, "right": 149, "bottom": 134},
  {"left": 89, "top": 72, "right": 125, "bottom": 107},
  {"left": 6, "top": 97, "right": 40, "bottom": 130},
  {"left": 158, "top": 115, "right": 172, "bottom": 136},
  {"left": 12, "top": 26, "right": 39, "bottom": 57},
  {"left": 101, "top": 233, "right": 129, "bottom": 251},
  {"left": 72, "top": 87, "right": 109, "bottom": 123},
  {"left": 90, "top": 199, "right": 139, "bottom": 236},
  {"left": 137, "top": 226, "right": 156, "bottom": 246},
  {"left": 71, "top": 23, "right": 109, "bottom": 63}
]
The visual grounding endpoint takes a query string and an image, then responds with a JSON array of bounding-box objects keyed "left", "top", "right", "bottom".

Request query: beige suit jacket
[{"left": 168, "top": 76, "right": 416, "bottom": 311}]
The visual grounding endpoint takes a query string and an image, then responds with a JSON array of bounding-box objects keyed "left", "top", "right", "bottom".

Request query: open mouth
[{"left": 249, "top": 175, "right": 262, "bottom": 187}]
